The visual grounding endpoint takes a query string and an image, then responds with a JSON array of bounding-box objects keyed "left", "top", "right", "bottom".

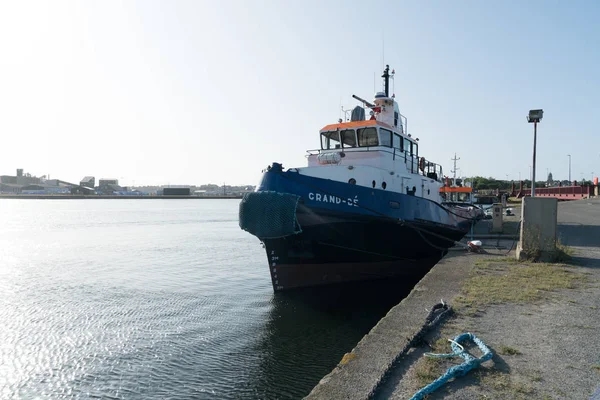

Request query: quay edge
[
  {"left": 305, "top": 251, "right": 482, "bottom": 399},
  {"left": 306, "top": 199, "right": 600, "bottom": 399}
]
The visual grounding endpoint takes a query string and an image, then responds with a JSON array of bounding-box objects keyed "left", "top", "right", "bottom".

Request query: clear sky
[{"left": 1, "top": 0, "right": 599, "bottom": 186}]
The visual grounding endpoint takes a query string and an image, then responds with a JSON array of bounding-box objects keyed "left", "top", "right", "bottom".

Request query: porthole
[
  {"left": 382, "top": 182, "right": 387, "bottom": 189},
  {"left": 372, "top": 180, "right": 376, "bottom": 188},
  {"left": 348, "top": 178, "right": 356, "bottom": 185}
]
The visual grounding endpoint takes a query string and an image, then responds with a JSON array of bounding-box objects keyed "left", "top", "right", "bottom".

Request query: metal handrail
[{"left": 305, "top": 147, "right": 444, "bottom": 181}]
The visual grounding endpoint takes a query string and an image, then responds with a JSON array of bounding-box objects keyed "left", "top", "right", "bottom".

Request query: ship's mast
[
  {"left": 381, "top": 65, "right": 390, "bottom": 96},
  {"left": 451, "top": 153, "right": 460, "bottom": 185}
]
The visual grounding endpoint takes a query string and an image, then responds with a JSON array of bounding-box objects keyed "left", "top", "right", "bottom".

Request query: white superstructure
[{"left": 292, "top": 65, "right": 444, "bottom": 203}]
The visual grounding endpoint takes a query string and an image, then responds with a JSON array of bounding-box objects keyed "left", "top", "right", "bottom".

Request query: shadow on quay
[{"left": 558, "top": 224, "right": 600, "bottom": 248}]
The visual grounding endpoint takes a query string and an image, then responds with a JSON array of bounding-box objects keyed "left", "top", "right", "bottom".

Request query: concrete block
[
  {"left": 491, "top": 203, "right": 503, "bottom": 233},
  {"left": 516, "top": 197, "right": 558, "bottom": 261}
]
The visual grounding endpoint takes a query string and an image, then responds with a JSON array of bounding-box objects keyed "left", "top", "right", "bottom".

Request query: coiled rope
[
  {"left": 368, "top": 301, "right": 453, "bottom": 398},
  {"left": 409, "top": 332, "right": 493, "bottom": 400}
]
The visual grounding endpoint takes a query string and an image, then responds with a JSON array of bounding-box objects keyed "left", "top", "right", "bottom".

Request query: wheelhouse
[
  {"left": 439, "top": 186, "right": 474, "bottom": 204},
  {"left": 319, "top": 121, "right": 417, "bottom": 156},
  {"left": 306, "top": 65, "right": 444, "bottom": 184},
  {"left": 314, "top": 120, "right": 443, "bottom": 181}
]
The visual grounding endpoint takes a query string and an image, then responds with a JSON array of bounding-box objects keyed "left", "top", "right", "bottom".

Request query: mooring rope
[
  {"left": 409, "top": 332, "right": 493, "bottom": 400},
  {"left": 367, "top": 301, "right": 453, "bottom": 398}
]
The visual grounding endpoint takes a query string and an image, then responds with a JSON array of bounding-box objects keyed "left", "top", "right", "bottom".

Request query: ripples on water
[{"left": 0, "top": 199, "right": 418, "bottom": 399}]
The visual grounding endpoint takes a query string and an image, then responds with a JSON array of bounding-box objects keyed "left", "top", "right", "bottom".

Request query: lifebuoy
[{"left": 419, "top": 157, "right": 426, "bottom": 172}]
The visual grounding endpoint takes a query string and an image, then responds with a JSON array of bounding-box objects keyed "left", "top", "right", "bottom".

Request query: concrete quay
[{"left": 307, "top": 199, "right": 600, "bottom": 399}]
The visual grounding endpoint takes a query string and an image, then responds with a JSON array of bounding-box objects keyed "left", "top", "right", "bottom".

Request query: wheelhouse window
[
  {"left": 393, "top": 133, "right": 402, "bottom": 151},
  {"left": 340, "top": 129, "right": 357, "bottom": 148},
  {"left": 321, "top": 131, "right": 341, "bottom": 150},
  {"left": 380, "top": 128, "right": 392, "bottom": 147},
  {"left": 357, "top": 127, "right": 378, "bottom": 147},
  {"left": 403, "top": 137, "right": 412, "bottom": 155},
  {"left": 414, "top": 143, "right": 418, "bottom": 156}
]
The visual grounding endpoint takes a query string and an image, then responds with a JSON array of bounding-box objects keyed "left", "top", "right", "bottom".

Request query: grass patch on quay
[
  {"left": 407, "top": 257, "right": 588, "bottom": 397},
  {"left": 413, "top": 338, "right": 448, "bottom": 387},
  {"left": 454, "top": 257, "right": 585, "bottom": 311},
  {"left": 498, "top": 345, "right": 521, "bottom": 356}
]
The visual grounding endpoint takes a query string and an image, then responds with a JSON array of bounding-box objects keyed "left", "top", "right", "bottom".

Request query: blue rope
[{"left": 409, "top": 332, "right": 493, "bottom": 400}]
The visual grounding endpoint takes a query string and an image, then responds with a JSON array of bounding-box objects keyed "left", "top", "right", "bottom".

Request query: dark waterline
[{"left": 0, "top": 199, "right": 419, "bottom": 399}]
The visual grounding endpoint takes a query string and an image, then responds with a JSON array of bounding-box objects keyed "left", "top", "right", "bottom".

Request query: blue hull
[{"left": 240, "top": 163, "right": 473, "bottom": 291}]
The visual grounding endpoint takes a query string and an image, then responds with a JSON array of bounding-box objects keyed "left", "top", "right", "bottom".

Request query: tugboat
[{"left": 239, "top": 66, "right": 482, "bottom": 291}]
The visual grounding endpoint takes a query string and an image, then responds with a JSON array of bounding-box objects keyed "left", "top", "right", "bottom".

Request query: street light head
[{"left": 527, "top": 109, "right": 543, "bottom": 123}]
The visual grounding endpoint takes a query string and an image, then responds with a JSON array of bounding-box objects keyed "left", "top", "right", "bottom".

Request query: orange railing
[{"left": 517, "top": 185, "right": 594, "bottom": 199}]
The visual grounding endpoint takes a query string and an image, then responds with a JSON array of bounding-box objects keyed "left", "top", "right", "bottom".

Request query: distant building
[
  {"left": 21, "top": 184, "right": 45, "bottom": 191},
  {"left": 0, "top": 169, "right": 42, "bottom": 193},
  {"left": 16, "top": 175, "right": 41, "bottom": 186},
  {"left": 0, "top": 183, "right": 20, "bottom": 193},
  {"left": 99, "top": 179, "right": 118, "bottom": 186},
  {"left": 0, "top": 175, "right": 17, "bottom": 184},
  {"left": 80, "top": 176, "right": 95, "bottom": 188},
  {"left": 71, "top": 186, "right": 95, "bottom": 195},
  {"left": 163, "top": 187, "right": 190, "bottom": 196},
  {"left": 20, "top": 183, "right": 72, "bottom": 195},
  {"left": 0, "top": 169, "right": 97, "bottom": 195},
  {"left": 96, "top": 183, "right": 124, "bottom": 195}
]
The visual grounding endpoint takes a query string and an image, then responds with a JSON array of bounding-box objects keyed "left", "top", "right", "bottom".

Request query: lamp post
[
  {"left": 527, "top": 109, "right": 544, "bottom": 196},
  {"left": 567, "top": 154, "right": 571, "bottom": 183}
]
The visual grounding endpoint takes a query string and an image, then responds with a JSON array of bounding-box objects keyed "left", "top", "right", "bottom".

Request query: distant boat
[{"left": 239, "top": 65, "right": 483, "bottom": 292}]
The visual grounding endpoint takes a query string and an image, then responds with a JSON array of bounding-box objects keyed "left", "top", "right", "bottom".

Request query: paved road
[{"left": 558, "top": 198, "right": 600, "bottom": 249}]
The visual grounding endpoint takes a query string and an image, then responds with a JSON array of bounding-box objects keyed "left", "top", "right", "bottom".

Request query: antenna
[
  {"left": 340, "top": 106, "right": 353, "bottom": 121},
  {"left": 381, "top": 31, "right": 384, "bottom": 71},
  {"left": 451, "top": 153, "right": 460, "bottom": 185}
]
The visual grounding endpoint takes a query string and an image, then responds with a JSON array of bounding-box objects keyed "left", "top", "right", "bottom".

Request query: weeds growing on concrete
[
  {"left": 414, "top": 357, "right": 442, "bottom": 387},
  {"left": 339, "top": 352, "right": 356, "bottom": 365},
  {"left": 519, "top": 226, "right": 574, "bottom": 263},
  {"left": 554, "top": 241, "right": 574, "bottom": 263},
  {"left": 413, "top": 337, "right": 447, "bottom": 386},
  {"left": 405, "top": 255, "right": 589, "bottom": 399},
  {"left": 454, "top": 259, "right": 585, "bottom": 311},
  {"left": 479, "top": 370, "right": 537, "bottom": 399},
  {"left": 498, "top": 345, "right": 521, "bottom": 356}
]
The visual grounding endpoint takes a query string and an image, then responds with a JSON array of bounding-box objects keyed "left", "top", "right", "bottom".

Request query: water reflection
[{"left": 250, "top": 276, "right": 424, "bottom": 399}]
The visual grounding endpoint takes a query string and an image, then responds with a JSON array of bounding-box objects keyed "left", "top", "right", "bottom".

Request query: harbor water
[{"left": 0, "top": 199, "right": 418, "bottom": 399}]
